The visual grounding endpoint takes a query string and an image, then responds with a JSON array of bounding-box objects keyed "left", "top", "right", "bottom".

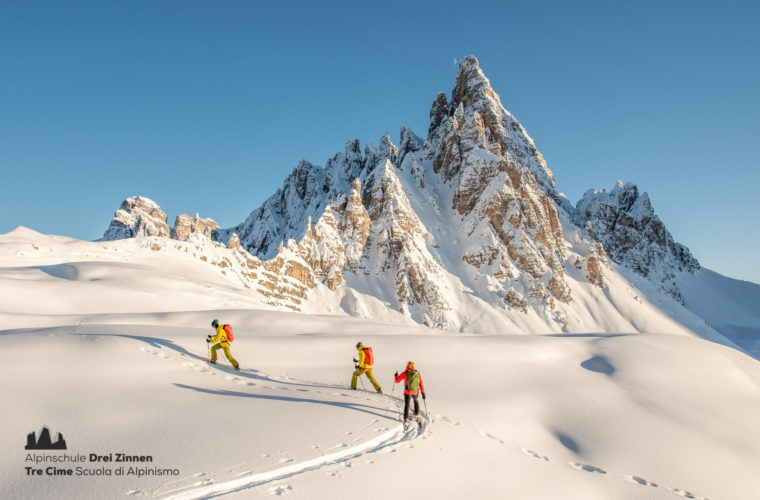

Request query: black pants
[{"left": 404, "top": 393, "right": 420, "bottom": 420}]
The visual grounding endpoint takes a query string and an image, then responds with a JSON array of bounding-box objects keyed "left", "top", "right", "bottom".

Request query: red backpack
[
  {"left": 363, "top": 346, "right": 374, "bottom": 366},
  {"left": 223, "top": 324, "right": 234, "bottom": 342}
]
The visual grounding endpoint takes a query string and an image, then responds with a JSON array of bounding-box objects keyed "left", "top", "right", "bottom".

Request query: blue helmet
[{"left": 211, "top": 319, "right": 219, "bottom": 328}]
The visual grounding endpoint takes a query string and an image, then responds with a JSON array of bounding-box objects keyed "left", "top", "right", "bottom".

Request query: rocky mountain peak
[
  {"left": 103, "top": 196, "right": 170, "bottom": 240},
  {"left": 103, "top": 197, "right": 219, "bottom": 244},
  {"left": 434, "top": 56, "right": 556, "bottom": 198},
  {"left": 450, "top": 55, "right": 498, "bottom": 114},
  {"left": 575, "top": 181, "right": 699, "bottom": 301},
  {"left": 97, "top": 56, "right": 709, "bottom": 333}
]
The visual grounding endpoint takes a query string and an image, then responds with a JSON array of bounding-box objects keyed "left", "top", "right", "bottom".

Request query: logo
[{"left": 25, "top": 426, "right": 67, "bottom": 450}]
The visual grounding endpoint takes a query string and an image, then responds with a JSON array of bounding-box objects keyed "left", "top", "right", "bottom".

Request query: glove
[
  {"left": 352, "top": 358, "right": 358, "bottom": 362},
  {"left": 206, "top": 339, "right": 210, "bottom": 343},
  {"left": 354, "top": 364, "right": 359, "bottom": 370},
  {"left": 422, "top": 393, "right": 426, "bottom": 400},
  {"left": 394, "top": 371, "right": 399, "bottom": 378}
]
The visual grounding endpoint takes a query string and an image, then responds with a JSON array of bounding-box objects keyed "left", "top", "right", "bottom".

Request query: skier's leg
[
  {"left": 222, "top": 346, "right": 239, "bottom": 369},
  {"left": 210, "top": 344, "right": 220, "bottom": 363},
  {"left": 412, "top": 394, "right": 420, "bottom": 416},
  {"left": 351, "top": 368, "right": 365, "bottom": 389},
  {"left": 403, "top": 394, "right": 411, "bottom": 421},
  {"left": 365, "top": 368, "right": 382, "bottom": 392}
]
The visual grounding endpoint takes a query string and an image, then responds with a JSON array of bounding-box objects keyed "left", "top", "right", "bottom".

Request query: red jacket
[{"left": 395, "top": 368, "right": 425, "bottom": 396}]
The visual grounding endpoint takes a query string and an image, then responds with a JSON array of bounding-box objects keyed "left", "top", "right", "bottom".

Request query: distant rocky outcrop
[
  {"left": 103, "top": 198, "right": 219, "bottom": 243},
  {"left": 172, "top": 213, "right": 219, "bottom": 241},
  {"left": 574, "top": 181, "right": 699, "bottom": 301},
  {"left": 103, "top": 196, "right": 170, "bottom": 240}
]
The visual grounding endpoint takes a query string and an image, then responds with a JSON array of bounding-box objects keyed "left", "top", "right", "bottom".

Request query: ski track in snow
[
  {"left": 127, "top": 341, "right": 431, "bottom": 499},
  {"left": 109, "top": 338, "right": 711, "bottom": 500}
]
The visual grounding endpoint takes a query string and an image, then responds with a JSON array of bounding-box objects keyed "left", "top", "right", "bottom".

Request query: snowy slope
[
  {"left": 677, "top": 268, "right": 760, "bottom": 358},
  {"left": 2, "top": 243, "right": 760, "bottom": 499},
  {"left": 3, "top": 227, "right": 760, "bottom": 499}
]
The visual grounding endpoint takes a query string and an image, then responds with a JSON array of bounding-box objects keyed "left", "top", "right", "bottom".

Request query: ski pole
[
  {"left": 207, "top": 340, "right": 211, "bottom": 365},
  {"left": 423, "top": 396, "right": 429, "bottom": 418},
  {"left": 359, "top": 375, "right": 367, "bottom": 391}
]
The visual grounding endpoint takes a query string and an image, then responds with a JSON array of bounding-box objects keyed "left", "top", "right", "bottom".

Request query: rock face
[
  {"left": 428, "top": 55, "right": 571, "bottom": 309},
  {"left": 575, "top": 182, "right": 699, "bottom": 300},
  {"left": 103, "top": 196, "right": 171, "bottom": 240},
  {"left": 172, "top": 213, "right": 219, "bottom": 241}
]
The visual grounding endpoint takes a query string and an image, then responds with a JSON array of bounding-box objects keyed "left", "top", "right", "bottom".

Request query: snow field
[
  {"left": 3, "top": 314, "right": 760, "bottom": 499},
  {"left": 2, "top": 228, "right": 760, "bottom": 499}
]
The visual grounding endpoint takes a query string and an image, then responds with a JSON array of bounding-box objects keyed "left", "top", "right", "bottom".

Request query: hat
[
  {"left": 211, "top": 319, "right": 219, "bottom": 328},
  {"left": 356, "top": 341, "right": 364, "bottom": 348}
]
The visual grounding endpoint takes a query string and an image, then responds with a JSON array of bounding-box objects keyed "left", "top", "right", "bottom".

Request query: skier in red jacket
[{"left": 394, "top": 361, "right": 426, "bottom": 424}]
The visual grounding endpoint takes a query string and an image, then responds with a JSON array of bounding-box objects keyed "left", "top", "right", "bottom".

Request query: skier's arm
[
  {"left": 419, "top": 376, "right": 426, "bottom": 395},
  {"left": 358, "top": 348, "right": 366, "bottom": 369},
  {"left": 394, "top": 371, "right": 406, "bottom": 384}
]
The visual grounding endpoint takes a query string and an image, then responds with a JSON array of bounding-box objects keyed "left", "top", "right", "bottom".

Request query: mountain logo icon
[{"left": 25, "top": 426, "right": 67, "bottom": 450}]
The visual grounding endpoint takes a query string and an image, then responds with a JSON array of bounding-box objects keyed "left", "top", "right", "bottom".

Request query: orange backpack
[
  {"left": 363, "top": 346, "right": 374, "bottom": 366},
  {"left": 223, "top": 324, "right": 234, "bottom": 342}
]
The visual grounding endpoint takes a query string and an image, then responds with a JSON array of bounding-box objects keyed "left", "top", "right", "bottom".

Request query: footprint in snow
[
  {"left": 667, "top": 487, "right": 708, "bottom": 499},
  {"left": 569, "top": 462, "right": 606, "bottom": 474},
  {"left": 521, "top": 448, "right": 550, "bottom": 461},
  {"left": 624, "top": 474, "right": 657, "bottom": 487},
  {"left": 268, "top": 484, "right": 293, "bottom": 496},
  {"left": 478, "top": 430, "right": 504, "bottom": 445},
  {"left": 438, "top": 415, "right": 460, "bottom": 426}
]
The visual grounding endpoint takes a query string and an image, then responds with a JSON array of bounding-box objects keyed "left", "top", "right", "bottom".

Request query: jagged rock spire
[{"left": 434, "top": 55, "right": 557, "bottom": 198}]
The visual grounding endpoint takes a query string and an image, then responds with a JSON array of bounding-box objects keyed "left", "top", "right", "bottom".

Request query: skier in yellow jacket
[
  {"left": 207, "top": 319, "right": 239, "bottom": 370},
  {"left": 351, "top": 342, "right": 382, "bottom": 393}
]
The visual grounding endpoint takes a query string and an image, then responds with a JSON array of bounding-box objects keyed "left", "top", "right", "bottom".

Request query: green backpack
[{"left": 406, "top": 369, "right": 420, "bottom": 392}]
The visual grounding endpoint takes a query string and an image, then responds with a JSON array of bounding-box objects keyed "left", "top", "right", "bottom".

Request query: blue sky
[{"left": 1, "top": 1, "right": 758, "bottom": 284}]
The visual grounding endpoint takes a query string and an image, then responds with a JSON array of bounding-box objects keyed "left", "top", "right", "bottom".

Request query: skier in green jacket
[{"left": 394, "top": 361, "right": 426, "bottom": 424}]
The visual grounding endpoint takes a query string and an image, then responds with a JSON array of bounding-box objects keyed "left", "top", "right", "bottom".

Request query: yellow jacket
[
  {"left": 357, "top": 346, "right": 370, "bottom": 370},
  {"left": 209, "top": 324, "right": 230, "bottom": 347}
]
